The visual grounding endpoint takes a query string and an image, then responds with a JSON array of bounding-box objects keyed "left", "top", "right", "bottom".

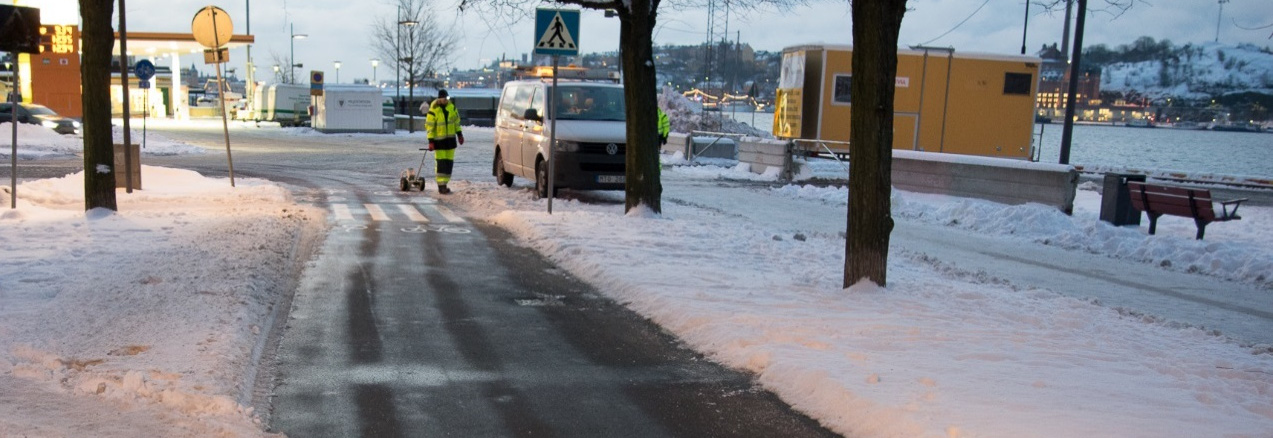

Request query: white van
[{"left": 492, "top": 79, "right": 626, "bottom": 197}]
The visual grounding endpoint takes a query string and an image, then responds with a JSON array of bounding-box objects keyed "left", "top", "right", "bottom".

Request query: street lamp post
[
  {"left": 334, "top": 61, "right": 341, "bottom": 83},
  {"left": 371, "top": 59, "right": 379, "bottom": 85},
  {"left": 290, "top": 23, "right": 307, "bottom": 84},
  {"left": 404, "top": 57, "right": 416, "bottom": 133}
]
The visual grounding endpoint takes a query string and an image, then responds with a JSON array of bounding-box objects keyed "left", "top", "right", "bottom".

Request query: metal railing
[
  {"left": 791, "top": 139, "right": 852, "bottom": 175},
  {"left": 686, "top": 130, "right": 746, "bottom": 161}
]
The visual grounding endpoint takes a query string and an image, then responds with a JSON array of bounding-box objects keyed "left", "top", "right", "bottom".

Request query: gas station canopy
[{"left": 112, "top": 32, "right": 254, "bottom": 57}]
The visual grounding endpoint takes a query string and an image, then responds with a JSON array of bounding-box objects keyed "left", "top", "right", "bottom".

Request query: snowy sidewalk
[{"left": 438, "top": 155, "right": 1273, "bottom": 438}]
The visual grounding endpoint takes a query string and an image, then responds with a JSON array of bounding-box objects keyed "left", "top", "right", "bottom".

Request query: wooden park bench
[{"left": 1127, "top": 181, "right": 1247, "bottom": 240}]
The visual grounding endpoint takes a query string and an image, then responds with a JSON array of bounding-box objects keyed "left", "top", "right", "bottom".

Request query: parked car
[
  {"left": 492, "top": 79, "right": 627, "bottom": 198},
  {"left": 0, "top": 103, "right": 81, "bottom": 135}
]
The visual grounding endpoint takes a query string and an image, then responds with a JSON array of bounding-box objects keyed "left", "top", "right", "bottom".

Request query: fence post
[{"left": 782, "top": 140, "right": 795, "bottom": 182}]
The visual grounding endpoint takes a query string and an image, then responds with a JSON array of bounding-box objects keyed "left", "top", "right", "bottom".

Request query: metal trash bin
[{"left": 1099, "top": 173, "right": 1145, "bottom": 226}]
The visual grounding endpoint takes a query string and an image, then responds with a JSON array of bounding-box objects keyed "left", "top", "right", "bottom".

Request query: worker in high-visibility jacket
[
  {"left": 657, "top": 108, "right": 670, "bottom": 145},
  {"left": 424, "top": 89, "right": 464, "bottom": 194}
]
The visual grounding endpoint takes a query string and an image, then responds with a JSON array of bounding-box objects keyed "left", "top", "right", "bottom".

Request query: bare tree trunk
[
  {"left": 618, "top": 0, "right": 662, "bottom": 214},
  {"left": 844, "top": 0, "right": 906, "bottom": 288},
  {"left": 79, "top": 0, "right": 116, "bottom": 211}
]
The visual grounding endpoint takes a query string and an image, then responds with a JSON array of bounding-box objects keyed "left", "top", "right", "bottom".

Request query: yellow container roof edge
[{"left": 782, "top": 44, "right": 1043, "bottom": 64}]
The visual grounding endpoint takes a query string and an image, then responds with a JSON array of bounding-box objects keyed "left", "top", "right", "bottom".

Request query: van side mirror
[{"left": 523, "top": 108, "right": 542, "bottom": 121}]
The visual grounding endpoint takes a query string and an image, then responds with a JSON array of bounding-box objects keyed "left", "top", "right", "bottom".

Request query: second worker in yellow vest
[{"left": 424, "top": 89, "right": 464, "bottom": 194}]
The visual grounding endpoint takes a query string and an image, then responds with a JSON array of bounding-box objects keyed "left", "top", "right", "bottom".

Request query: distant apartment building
[{"left": 1035, "top": 43, "right": 1102, "bottom": 121}]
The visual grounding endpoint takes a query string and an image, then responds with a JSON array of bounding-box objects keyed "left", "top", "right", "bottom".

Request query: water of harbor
[{"left": 722, "top": 111, "right": 1273, "bottom": 179}]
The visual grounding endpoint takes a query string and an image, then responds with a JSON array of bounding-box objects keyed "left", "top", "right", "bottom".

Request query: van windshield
[{"left": 552, "top": 85, "right": 625, "bottom": 121}]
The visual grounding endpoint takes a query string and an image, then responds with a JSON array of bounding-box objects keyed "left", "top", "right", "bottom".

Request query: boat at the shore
[{"left": 1211, "top": 122, "right": 1264, "bottom": 133}]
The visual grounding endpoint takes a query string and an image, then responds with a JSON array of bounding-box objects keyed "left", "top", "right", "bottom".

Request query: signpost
[
  {"left": 310, "top": 70, "right": 324, "bottom": 126},
  {"left": 135, "top": 60, "right": 155, "bottom": 151},
  {"left": 191, "top": 6, "right": 236, "bottom": 187},
  {"left": 533, "top": 8, "right": 580, "bottom": 214},
  {"left": 310, "top": 70, "right": 324, "bottom": 96},
  {"left": 0, "top": 5, "right": 41, "bottom": 209}
]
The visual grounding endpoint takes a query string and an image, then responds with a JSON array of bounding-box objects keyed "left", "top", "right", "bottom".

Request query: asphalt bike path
[
  {"left": 269, "top": 186, "right": 839, "bottom": 437},
  {"left": 127, "top": 126, "right": 839, "bottom": 437}
]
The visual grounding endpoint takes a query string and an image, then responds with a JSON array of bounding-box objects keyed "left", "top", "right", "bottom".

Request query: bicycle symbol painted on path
[{"left": 401, "top": 224, "right": 471, "bottom": 234}]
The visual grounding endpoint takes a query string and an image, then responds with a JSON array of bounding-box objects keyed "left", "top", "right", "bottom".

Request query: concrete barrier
[
  {"left": 735, "top": 142, "right": 1077, "bottom": 212},
  {"left": 892, "top": 150, "right": 1079, "bottom": 213},
  {"left": 737, "top": 137, "right": 794, "bottom": 180},
  {"left": 688, "top": 135, "right": 737, "bottom": 159},
  {"left": 663, "top": 132, "right": 691, "bottom": 157}
]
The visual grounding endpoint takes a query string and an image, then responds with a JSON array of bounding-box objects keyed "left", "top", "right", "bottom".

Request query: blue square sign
[{"left": 534, "top": 8, "right": 580, "bottom": 57}]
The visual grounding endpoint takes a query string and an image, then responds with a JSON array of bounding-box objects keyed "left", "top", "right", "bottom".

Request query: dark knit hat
[{"left": 437, "top": 89, "right": 448, "bottom": 98}]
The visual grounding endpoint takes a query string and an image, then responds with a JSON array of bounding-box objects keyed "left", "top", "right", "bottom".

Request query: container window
[
  {"left": 833, "top": 74, "right": 852, "bottom": 105},
  {"left": 1003, "top": 72, "right": 1032, "bottom": 95}
]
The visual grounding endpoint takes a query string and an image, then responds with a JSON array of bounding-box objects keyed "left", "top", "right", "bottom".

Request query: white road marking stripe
[
  {"left": 434, "top": 205, "right": 464, "bottom": 223},
  {"left": 332, "top": 204, "right": 354, "bottom": 221},
  {"left": 365, "top": 204, "right": 390, "bottom": 221},
  {"left": 398, "top": 204, "right": 430, "bottom": 222}
]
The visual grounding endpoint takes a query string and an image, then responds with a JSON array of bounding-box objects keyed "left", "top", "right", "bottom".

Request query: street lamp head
[
  {"left": 293, "top": 63, "right": 303, "bottom": 68},
  {"left": 399, "top": 20, "right": 419, "bottom": 26},
  {"left": 334, "top": 61, "right": 342, "bottom": 69},
  {"left": 292, "top": 33, "right": 308, "bottom": 39},
  {"left": 371, "top": 59, "right": 379, "bottom": 67}
]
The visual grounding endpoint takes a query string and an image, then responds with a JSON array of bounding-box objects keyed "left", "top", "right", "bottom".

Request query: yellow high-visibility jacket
[{"left": 426, "top": 98, "right": 462, "bottom": 141}]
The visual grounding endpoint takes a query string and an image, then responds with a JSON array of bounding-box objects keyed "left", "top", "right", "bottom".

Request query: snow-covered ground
[
  {"left": 0, "top": 121, "right": 207, "bottom": 159},
  {"left": 1, "top": 123, "right": 1271, "bottom": 437}
]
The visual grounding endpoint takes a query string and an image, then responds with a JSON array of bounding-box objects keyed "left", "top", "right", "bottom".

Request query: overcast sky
[{"left": 33, "top": 0, "right": 1273, "bottom": 83}]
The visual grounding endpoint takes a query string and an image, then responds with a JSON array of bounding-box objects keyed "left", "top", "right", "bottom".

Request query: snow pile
[
  {"left": 770, "top": 181, "right": 1273, "bottom": 288},
  {"left": 0, "top": 121, "right": 206, "bottom": 159},
  {"left": 0, "top": 122, "right": 84, "bottom": 158},
  {"left": 0, "top": 166, "right": 324, "bottom": 437},
  {"left": 659, "top": 87, "right": 772, "bottom": 138}
]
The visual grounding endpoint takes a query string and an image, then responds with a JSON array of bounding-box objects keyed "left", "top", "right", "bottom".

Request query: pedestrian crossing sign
[{"left": 534, "top": 8, "right": 580, "bottom": 57}]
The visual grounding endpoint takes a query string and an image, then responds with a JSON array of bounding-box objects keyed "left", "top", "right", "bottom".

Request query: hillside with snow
[{"left": 1098, "top": 41, "right": 1273, "bottom": 101}]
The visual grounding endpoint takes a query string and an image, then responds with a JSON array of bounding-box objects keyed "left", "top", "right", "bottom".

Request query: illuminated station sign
[{"left": 39, "top": 24, "right": 77, "bottom": 55}]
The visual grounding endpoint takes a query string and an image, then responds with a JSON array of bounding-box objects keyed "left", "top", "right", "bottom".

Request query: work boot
[{"left": 438, "top": 184, "right": 451, "bottom": 194}]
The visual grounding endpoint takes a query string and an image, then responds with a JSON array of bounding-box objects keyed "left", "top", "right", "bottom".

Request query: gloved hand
[
  {"left": 427, "top": 141, "right": 436, "bottom": 150},
  {"left": 660, "top": 135, "right": 668, "bottom": 146},
  {"left": 457, "top": 132, "right": 465, "bottom": 145}
]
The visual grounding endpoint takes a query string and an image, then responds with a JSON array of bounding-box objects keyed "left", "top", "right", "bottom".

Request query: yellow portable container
[{"left": 774, "top": 44, "right": 1041, "bottom": 159}]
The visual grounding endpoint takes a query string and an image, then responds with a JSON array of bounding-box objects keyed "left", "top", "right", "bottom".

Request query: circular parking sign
[
  {"left": 311, "top": 71, "right": 324, "bottom": 84},
  {"left": 134, "top": 59, "right": 155, "bottom": 80}
]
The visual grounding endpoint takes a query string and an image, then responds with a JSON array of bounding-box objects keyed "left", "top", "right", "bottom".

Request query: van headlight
[
  {"left": 41, "top": 120, "right": 60, "bottom": 129},
  {"left": 556, "top": 141, "right": 580, "bottom": 152},
  {"left": 71, "top": 120, "right": 82, "bottom": 128}
]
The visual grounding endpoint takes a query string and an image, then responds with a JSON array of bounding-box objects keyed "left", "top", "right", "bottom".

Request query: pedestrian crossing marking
[
  {"left": 329, "top": 202, "right": 462, "bottom": 224},
  {"left": 434, "top": 205, "right": 463, "bottom": 223},
  {"left": 332, "top": 204, "right": 354, "bottom": 221},
  {"left": 398, "top": 204, "right": 430, "bottom": 223},
  {"left": 365, "top": 204, "right": 390, "bottom": 221}
]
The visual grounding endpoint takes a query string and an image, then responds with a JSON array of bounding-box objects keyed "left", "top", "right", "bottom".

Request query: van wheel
[
  {"left": 534, "top": 160, "right": 548, "bottom": 199},
  {"left": 494, "top": 150, "right": 514, "bottom": 187}
]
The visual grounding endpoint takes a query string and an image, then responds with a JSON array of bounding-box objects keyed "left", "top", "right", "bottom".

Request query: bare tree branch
[{"left": 371, "top": 0, "right": 461, "bottom": 83}]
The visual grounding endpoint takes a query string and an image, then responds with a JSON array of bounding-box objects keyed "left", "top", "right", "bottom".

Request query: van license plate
[{"left": 597, "top": 175, "right": 625, "bottom": 184}]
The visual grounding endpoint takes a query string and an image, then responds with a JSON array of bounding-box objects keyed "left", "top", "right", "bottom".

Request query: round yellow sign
[{"left": 191, "top": 6, "right": 233, "bottom": 49}]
